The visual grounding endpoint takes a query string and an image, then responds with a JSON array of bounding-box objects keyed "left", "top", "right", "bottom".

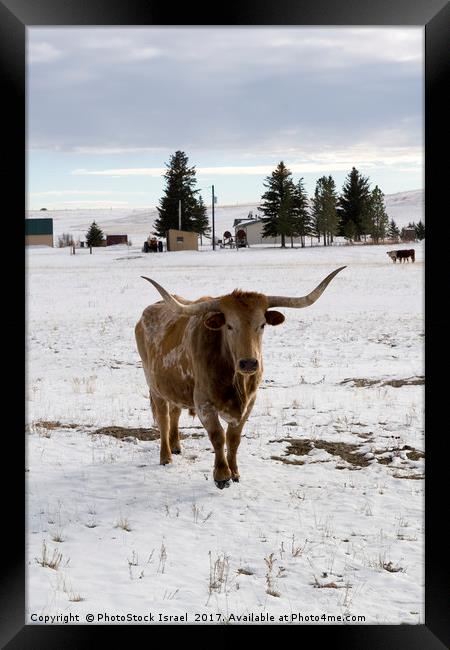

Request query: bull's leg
[
  {"left": 169, "top": 404, "right": 182, "bottom": 454},
  {"left": 196, "top": 404, "right": 232, "bottom": 488},
  {"left": 151, "top": 392, "right": 172, "bottom": 465},
  {"left": 226, "top": 424, "right": 242, "bottom": 482},
  {"left": 226, "top": 397, "right": 256, "bottom": 482}
]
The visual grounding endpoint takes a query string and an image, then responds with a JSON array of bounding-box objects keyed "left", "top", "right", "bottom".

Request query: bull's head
[{"left": 141, "top": 267, "right": 345, "bottom": 376}]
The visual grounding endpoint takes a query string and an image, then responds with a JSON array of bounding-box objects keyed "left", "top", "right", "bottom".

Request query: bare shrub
[{"left": 58, "top": 233, "right": 74, "bottom": 248}]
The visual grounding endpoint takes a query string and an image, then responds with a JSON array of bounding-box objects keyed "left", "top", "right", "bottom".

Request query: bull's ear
[
  {"left": 204, "top": 312, "right": 226, "bottom": 330},
  {"left": 265, "top": 310, "right": 285, "bottom": 326}
]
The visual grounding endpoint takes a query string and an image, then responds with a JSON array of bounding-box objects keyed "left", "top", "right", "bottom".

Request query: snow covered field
[
  {"left": 26, "top": 189, "right": 424, "bottom": 247},
  {"left": 26, "top": 241, "right": 424, "bottom": 625}
]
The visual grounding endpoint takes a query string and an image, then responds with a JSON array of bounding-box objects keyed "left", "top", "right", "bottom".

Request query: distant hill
[{"left": 26, "top": 189, "right": 423, "bottom": 243}]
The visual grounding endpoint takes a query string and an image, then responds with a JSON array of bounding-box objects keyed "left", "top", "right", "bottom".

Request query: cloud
[
  {"left": 30, "top": 190, "right": 147, "bottom": 196},
  {"left": 27, "top": 27, "right": 423, "bottom": 197},
  {"left": 71, "top": 144, "right": 423, "bottom": 178},
  {"left": 27, "top": 41, "right": 64, "bottom": 64},
  {"left": 71, "top": 146, "right": 169, "bottom": 155}
]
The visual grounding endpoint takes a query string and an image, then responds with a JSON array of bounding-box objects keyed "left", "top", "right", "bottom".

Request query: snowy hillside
[
  {"left": 26, "top": 242, "right": 424, "bottom": 624},
  {"left": 26, "top": 189, "right": 423, "bottom": 245}
]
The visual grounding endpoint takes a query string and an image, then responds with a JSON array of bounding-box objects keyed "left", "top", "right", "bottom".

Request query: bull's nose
[{"left": 238, "top": 358, "right": 259, "bottom": 373}]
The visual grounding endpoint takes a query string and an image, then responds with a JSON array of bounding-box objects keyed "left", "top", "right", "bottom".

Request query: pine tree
[
  {"left": 291, "top": 177, "right": 312, "bottom": 247},
  {"left": 387, "top": 218, "right": 400, "bottom": 241},
  {"left": 311, "top": 176, "right": 339, "bottom": 246},
  {"left": 338, "top": 167, "right": 371, "bottom": 240},
  {"left": 415, "top": 220, "right": 425, "bottom": 240},
  {"left": 259, "top": 161, "right": 296, "bottom": 248},
  {"left": 367, "top": 186, "right": 389, "bottom": 244},
  {"left": 311, "top": 183, "right": 323, "bottom": 244},
  {"left": 343, "top": 220, "right": 357, "bottom": 243},
  {"left": 153, "top": 151, "right": 208, "bottom": 237},
  {"left": 191, "top": 195, "right": 210, "bottom": 235},
  {"left": 86, "top": 221, "right": 104, "bottom": 247}
]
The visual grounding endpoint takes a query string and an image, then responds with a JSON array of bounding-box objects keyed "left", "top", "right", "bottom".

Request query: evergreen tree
[
  {"left": 259, "top": 161, "right": 296, "bottom": 248},
  {"left": 415, "top": 220, "right": 425, "bottom": 240},
  {"left": 153, "top": 151, "right": 208, "bottom": 237},
  {"left": 367, "top": 185, "right": 389, "bottom": 244},
  {"left": 343, "top": 220, "right": 357, "bottom": 243},
  {"left": 311, "top": 183, "right": 323, "bottom": 243},
  {"left": 311, "top": 176, "right": 339, "bottom": 246},
  {"left": 191, "top": 195, "right": 210, "bottom": 235},
  {"left": 387, "top": 218, "right": 400, "bottom": 241},
  {"left": 338, "top": 167, "right": 371, "bottom": 240},
  {"left": 86, "top": 221, "right": 104, "bottom": 247},
  {"left": 291, "top": 177, "right": 312, "bottom": 247}
]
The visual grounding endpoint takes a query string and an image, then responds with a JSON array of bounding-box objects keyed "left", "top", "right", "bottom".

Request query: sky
[{"left": 27, "top": 27, "right": 423, "bottom": 210}]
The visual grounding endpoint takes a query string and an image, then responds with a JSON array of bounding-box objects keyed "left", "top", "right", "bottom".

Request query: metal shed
[{"left": 25, "top": 218, "right": 54, "bottom": 247}]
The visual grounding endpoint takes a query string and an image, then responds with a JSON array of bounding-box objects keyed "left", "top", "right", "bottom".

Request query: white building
[{"left": 234, "top": 217, "right": 304, "bottom": 246}]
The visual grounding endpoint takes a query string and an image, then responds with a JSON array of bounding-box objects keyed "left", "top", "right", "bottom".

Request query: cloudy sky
[{"left": 27, "top": 27, "right": 423, "bottom": 209}]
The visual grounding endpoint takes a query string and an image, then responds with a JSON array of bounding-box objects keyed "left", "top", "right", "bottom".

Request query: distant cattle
[
  {"left": 387, "top": 249, "right": 415, "bottom": 263},
  {"left": 135, "top": 267, "right": 346, "bottom": 489}
]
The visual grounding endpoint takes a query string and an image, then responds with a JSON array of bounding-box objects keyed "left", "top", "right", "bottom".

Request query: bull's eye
[
  {"left": 227, "top": 324, "right": 233, "bottom": 331},
  {"left": 260, "top": 323, "right": 265, "bottom": 329}
]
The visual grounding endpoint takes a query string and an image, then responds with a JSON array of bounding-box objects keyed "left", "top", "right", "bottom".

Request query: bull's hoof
[
  {"left": 171, "top": 449, "right": 181, "bottom": 455},
  {"left": 232, "top": 476, "right": 240, "bottom": 483},
  {"left": 215, "top": 479, "right": 231, "bottom": 490},
  {"left": 160, "top": 458, "right": 172, "bottom": 466}
]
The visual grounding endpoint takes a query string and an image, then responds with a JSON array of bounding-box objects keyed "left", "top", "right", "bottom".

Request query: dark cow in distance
[
  {"left": 135, "top": 267, "right": 346, "bottom": 489},
  {"left": 387, "top": 249, "right": 415, "bottom": 263}
]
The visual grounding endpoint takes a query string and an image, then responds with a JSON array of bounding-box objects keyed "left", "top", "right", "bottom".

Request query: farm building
[
  {"left": 166, "top": 229, "right": 198, "bottom": 252},
  {"left": 106, "top": 234, "right": 128, "bottom": 246},
  {"left": 25, "top": 218, "right": 53, "bottom": 247},
  {"left": 401, "top": 228, "right": 416, "bottom": 242},
  {"left": 233, "top": 217, "right": 304, "bottom": 246}
]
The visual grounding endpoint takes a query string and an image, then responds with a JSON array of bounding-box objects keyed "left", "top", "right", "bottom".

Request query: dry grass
[
  {"left": 72, "top": 376, "right": 97, "bottom": 394},
  {"left": 36, "top": 540, "right": 63, "bottom": 570},
  {"left": 208, "top": 552, "right": 230, "bottom": 598},
  {"left": 271, "top": 437, "right": 424, "bottom": 470},
  {"left": 27, "top": 420, "right": 81, "bottom": 434},
  {"left": 92, "top": 426, "right": 160, "bottom": 440},
  {"left": 264, "top": 553, "right": 280, "bottom": 597},
  {"left": 90, "top": 425, "right": 205, "bottom": 441},
  {"left": 271, "top": 438, "right": 371, "bottom": 468},
  {"left": 341, "top": 376, "right": 424, "bottom": 388},
  {"left": 115, "top": 516, "right": 131, "bottom": 532}
]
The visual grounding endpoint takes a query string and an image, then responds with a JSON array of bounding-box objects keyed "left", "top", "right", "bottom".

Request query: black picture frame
[{"left": 2, "top": 0, "right": 447, "bottom": 646}]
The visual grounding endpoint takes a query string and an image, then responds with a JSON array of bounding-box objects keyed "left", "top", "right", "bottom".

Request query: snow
[
  {"left": 26, "top": 189, "right": 423, "bottom": 247},
  {"left": 26, "top": 240, "right": 424, "bottom": 625}
]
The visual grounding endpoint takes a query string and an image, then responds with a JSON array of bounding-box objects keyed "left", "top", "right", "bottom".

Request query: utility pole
[
  {"left": 178, "top": 199, "right": 182, "bottom": 231},
  {"left": 212, "top": 185, "right": 215, "bottom": 251}
]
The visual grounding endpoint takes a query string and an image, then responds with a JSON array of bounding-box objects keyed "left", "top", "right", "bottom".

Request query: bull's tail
[{"left": 188, "top": 408, "right": 196, "bottom": 418}]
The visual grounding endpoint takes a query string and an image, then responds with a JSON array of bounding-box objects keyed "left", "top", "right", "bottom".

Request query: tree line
[
  {"left": 259, "top": 161, "right": 424, "bottom": 247},
  {"left": 152, "top": 152, "right": 424, "bottom": 247},
  {"left": 54, "top": 152, "right": 426, "bottom": 248}
]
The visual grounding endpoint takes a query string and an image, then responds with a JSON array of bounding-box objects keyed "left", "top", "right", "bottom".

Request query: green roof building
[{"left": 25, "top": 218, "right": 53, "bottom": 247}]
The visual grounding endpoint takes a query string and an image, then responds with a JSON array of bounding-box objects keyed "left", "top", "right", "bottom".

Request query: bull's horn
[
  {"left": 141, "top": 277, "right": 221, "bottom": 314},
  {"left": 266, "top": 266, "right": 346, "bottom": 309}
]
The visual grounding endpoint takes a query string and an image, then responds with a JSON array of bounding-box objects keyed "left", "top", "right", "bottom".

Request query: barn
[
  {"left": 25, "top": 218, "right": 53, "bottom": 247},
  {"left": 106, "top": 234, "right": 128, "bottom": 246}
]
